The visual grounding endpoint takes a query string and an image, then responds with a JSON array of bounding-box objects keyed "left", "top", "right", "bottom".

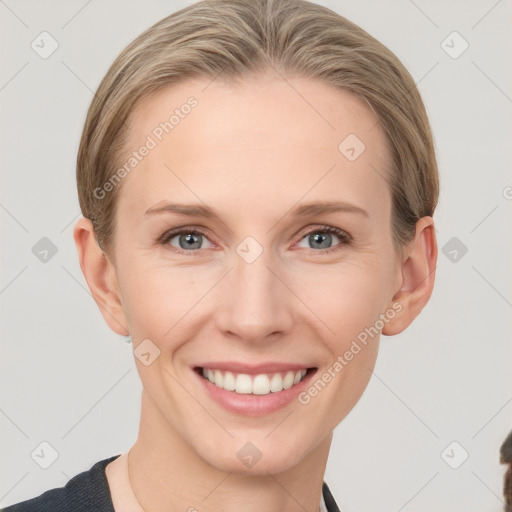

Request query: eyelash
[{"left": 157, "top": 225, "right": 352, "bottom": 257}]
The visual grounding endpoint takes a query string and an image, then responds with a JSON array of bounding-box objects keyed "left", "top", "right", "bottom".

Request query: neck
[{"left": 127, "top": 389, "right": 331, "bottom": 512}]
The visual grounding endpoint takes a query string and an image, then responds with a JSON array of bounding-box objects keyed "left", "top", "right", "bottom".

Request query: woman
[{"left": 1, "top": 0, "right": 438, "bottom": 510}]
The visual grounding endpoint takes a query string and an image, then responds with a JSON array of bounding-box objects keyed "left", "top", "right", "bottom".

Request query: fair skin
[{"left": 73, "top": 73, "right": 437, "bottom": 512}]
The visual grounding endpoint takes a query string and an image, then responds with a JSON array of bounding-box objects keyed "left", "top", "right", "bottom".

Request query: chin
[
  {"left": 195, "top": 434, "right": 313, "bottom": 476},
  {"left": 208, "top": 452, "right": 302, "bottom": 476}
]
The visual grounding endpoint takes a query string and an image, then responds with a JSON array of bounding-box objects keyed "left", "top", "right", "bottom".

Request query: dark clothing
[{"left": 1, "top": 454, "right": 340, "bottom": 511}]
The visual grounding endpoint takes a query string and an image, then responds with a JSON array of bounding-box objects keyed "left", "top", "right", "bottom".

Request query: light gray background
[{"left": 1, "top": 0, "right": 511, "bottom": 510}]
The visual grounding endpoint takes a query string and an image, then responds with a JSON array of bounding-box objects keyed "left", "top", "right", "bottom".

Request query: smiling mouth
[{"left": 194, "top": 367, "right": 316, "bottom": 395}]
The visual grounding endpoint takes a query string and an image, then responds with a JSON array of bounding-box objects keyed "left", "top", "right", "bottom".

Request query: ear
[
  {"left": 382, "top": 216, "right": 437, "bottom": 336},
  {"left": 73, "top": 217, "right": 129, "bottom": 336}
]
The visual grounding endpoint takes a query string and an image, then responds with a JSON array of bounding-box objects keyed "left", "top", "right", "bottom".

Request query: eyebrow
[{"left": 145, "top": 200, "right": 369, "bottom": 219}]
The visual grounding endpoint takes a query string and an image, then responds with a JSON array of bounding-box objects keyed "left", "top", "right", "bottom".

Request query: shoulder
[{"left": 1, "top": 455, "right": 121, "bottom": 512}]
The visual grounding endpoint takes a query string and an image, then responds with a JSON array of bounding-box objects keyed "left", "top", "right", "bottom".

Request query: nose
[{"left": 214, "top": 246, "right": 294, "bottom": 345}]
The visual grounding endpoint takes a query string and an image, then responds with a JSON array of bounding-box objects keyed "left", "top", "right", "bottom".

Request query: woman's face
[{"left": 104, "top": 74, "right": 404, "bottom": 473}]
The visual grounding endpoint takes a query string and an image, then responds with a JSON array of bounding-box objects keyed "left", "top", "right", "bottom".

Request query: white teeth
[
  {"left": 235, "top": 374, "right": 253, "bottom": 394},
  {"left": 252, "top": 374, "right": 271, "bottom": 395},
  {"left": 200, "top": 368, "right": 309, "bottom": 395},
  {"left": 270, "top": 373, "right": 283, "bottom": 392},
  {"left": 283, "top": 371, "right": 294, "bottom": 389},
  {"left": 214, "top": 369, "right": 223, "bottom": 388},
  {"left": 223, "top": 371, "right": 236, "bottom": 391}
]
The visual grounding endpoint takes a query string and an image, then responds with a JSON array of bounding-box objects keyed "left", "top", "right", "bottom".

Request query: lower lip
[{"left": 193, "top": 367, "right": 317, "bottom": 416}]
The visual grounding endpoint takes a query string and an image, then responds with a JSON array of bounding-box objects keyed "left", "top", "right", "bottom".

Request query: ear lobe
[
  {"left": 73, "top": 217, "right": 129, "bottom": 336},
  {"left": 382, "top": 216, "right": 438, "bottom": 336}
]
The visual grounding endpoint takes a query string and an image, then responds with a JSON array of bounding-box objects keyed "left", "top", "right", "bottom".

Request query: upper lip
[{"left": 194, "top": 362, "right": 315, "bottom": 375}]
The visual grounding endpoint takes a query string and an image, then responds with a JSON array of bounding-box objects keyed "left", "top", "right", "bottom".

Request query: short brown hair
[{"left": 76, "top": 0, "right": 439, "bottom": 260}]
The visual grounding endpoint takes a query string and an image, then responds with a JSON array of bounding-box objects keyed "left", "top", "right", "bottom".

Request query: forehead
[
  {"left": 130, "top": 74, "right": 385, "bottom": 150},
  {"left": 118, "top": 74, "right": 391, "bottom": 220}
]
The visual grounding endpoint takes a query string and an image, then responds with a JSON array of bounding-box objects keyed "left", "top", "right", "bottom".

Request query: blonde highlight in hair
[{"left": 76, "top": 0, "right": 439, "bottom": 260}]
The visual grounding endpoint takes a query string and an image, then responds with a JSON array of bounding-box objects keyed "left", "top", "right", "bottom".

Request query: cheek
[
  {"left": 290, "top": 258, "right": 392, "bottom": 345},
  {"left": 118, "top": 241, "right": 395, "bottom": 350},
  {"left": 294, "top": 264, "right": 387, "bottom": 427},
  {"left": 117, "top": 256, "right": 202, "bottom": 336}
]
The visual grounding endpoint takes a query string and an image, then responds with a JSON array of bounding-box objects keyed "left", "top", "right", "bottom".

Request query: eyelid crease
[{"left": 157, "top": 224, "right": 352, "bottom": 255}]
